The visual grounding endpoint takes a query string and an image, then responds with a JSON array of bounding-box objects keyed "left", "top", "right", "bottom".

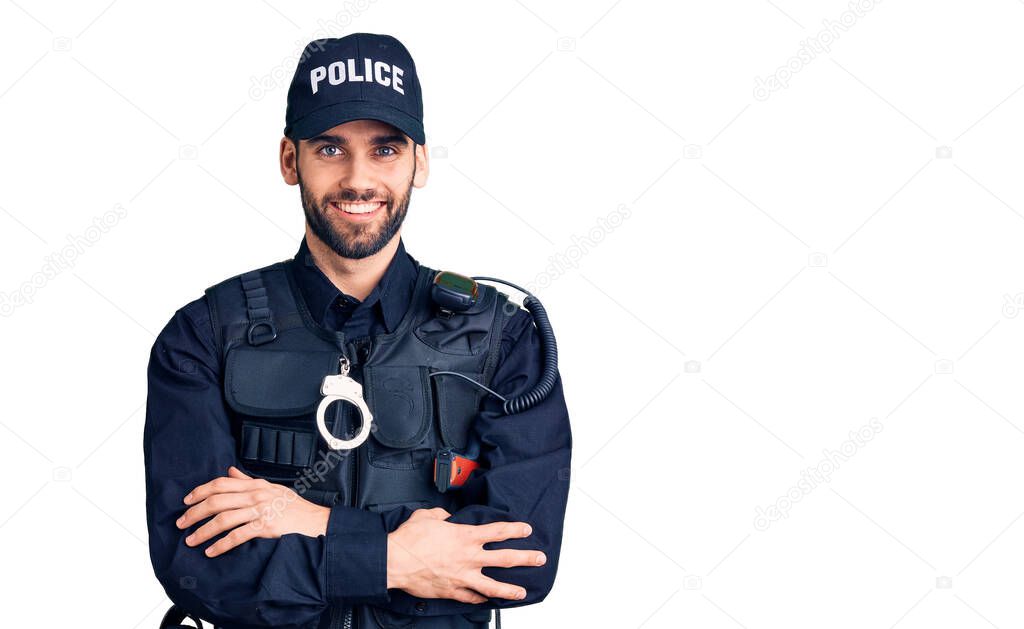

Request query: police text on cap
[{"left": 310, "top": 58, "right": 405, "bottom": 95}]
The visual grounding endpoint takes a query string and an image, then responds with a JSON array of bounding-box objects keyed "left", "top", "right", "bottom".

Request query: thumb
[
  {"left": 409, "top": 506, "right": 451, "bottom": 521},
  {"left": 426, "top": 507, "right": 452, "bottom": 520}
]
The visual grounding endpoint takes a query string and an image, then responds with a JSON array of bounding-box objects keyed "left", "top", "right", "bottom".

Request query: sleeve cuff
[{"left": 325, "top": 505, "right": 390, "bottom": 605}]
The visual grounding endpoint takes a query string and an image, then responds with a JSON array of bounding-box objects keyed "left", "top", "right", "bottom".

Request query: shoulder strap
[
  {"left": 481, "top": 287, "right": 511, "bottom": 387},
  {"left": 204, "top": 259, "right": 300, "bottom": 358},
  {"left": 240, "top": 270, "right": 277, "bottom": 346}
]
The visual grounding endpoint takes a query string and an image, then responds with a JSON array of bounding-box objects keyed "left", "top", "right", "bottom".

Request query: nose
[{"left": 338, "top": 153, "right": 378, "bottom": 201}]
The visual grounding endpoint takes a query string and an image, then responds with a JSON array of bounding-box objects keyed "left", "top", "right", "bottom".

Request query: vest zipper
[
  {"left": 328, "top": 604, "right": 344, "bottom": 629},
  {"left": 344, "top": 339, "right": 371, "bottom": 629},
  {"left": 341, "top": 446, "right": 357, "bottom": 629},
  {"left": 329, "top": 338, "right": 357, "bottom": 629}
]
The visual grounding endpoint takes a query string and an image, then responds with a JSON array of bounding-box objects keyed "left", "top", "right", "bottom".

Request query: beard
[{"left": 297, "top": 158, "right": 415, "bottom": 260}]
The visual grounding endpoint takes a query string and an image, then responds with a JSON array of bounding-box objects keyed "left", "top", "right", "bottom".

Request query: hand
[
  {"left": 177, "top": 466, "right": 330, "bottom": 557},
  {"left": 387, "top": 507, "right": 546, "bottom": 604}
]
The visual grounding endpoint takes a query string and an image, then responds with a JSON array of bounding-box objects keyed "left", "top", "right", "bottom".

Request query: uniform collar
[{"left": 291, "top": 236, "right": 417, "bottom": 333}]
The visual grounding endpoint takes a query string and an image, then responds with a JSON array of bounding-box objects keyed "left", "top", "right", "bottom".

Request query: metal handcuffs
[{"left": 315, "top": 356, "right": 373, "bottom": 450}]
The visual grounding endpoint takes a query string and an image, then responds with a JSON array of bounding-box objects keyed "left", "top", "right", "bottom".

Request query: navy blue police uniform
[{"left": 144, "top": 32, "right": 572, "bottom": 629}]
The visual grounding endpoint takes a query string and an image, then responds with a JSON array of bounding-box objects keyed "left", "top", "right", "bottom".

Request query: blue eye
[{"left": 319, "top": 145, "right": 341, "bottom": 157}]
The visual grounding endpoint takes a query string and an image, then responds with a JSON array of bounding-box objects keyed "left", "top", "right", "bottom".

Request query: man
[{"left": 143, "top": 33, "right": 572, "bottom": 629}]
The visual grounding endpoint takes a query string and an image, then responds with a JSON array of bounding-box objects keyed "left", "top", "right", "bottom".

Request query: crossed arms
[{"left": 144, "top": 297, "right": 572, "bottom": 627}]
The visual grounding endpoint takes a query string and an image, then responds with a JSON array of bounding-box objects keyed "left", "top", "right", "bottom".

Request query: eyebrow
[{"left": 306, "top": 133, "right": 409, "bottom": 146}]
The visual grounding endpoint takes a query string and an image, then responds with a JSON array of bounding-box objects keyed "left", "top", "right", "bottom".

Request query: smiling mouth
[{"left": 330, "top": 201, "right": 385, "bottom": 215}]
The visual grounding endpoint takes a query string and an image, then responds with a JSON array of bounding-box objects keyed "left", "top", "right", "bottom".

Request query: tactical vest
[{"left": 204, "top": 257, "right": 511, "bottom": 629}]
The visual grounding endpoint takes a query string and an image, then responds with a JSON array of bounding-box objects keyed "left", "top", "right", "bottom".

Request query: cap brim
[{"left": 285, "top": 101, "right": 425, "bottom": 145}]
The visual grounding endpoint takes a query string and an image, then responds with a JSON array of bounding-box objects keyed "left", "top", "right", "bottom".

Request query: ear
[
  {"left": 412, "top": 143, "right": 429, "bottom": 188},
  {"left": 280, "top": 136, "right": 299, "bottom": 185}
]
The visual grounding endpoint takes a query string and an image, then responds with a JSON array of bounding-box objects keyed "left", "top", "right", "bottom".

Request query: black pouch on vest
[
  {"left": 363, "top": 365, "right": 437, "bottom": 470},
  {"left": 429, "top": 367, "right": 488, "bottom": 452},
  {"left": 224, "top": 347, "right": 341, "bottom": 481}
]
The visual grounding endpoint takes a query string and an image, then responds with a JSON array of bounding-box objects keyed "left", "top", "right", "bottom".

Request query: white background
[{"left": 2, "top": 1, "right": 1024, "bottom": 627}]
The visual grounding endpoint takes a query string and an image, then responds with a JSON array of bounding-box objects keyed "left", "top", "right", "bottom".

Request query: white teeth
[{"left": 335, "top": 202, "right": 382, "bottom": 214}]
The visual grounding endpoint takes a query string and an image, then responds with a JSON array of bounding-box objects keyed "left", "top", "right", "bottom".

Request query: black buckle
[
  {"left": 247, "top": 319, "right": 278, "bottom": 346},
  {"left": 434, "top": 448, "right": 453, "bottom": 493},
  {"left": 159, "top": 605, "right": 206, "bottom": 628}
]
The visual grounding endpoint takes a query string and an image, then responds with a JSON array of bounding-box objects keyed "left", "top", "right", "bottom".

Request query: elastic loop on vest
[{"left": 241, "top": 270, "right": 278, "bottom": 345}]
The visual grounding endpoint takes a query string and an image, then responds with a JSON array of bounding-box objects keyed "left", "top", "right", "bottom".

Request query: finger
[
  {"left": 468, "top": 574, "right": 526, "bottom": 601},
  {"left": 471, "top": 521, "right": 532, "bottom": 544},
  {"left": 228, "top": 466, "right": 252, "bottom": 480},
  {"left": 450, "top": 587, "right": 488, "bottom": 604},
  {"left": 186, "top": 507, "right": 260, "bottom": 547},
  {"left": 477, "top": 548, "right": 546, "bottom": 569},
  {"left": 205, "top": 520, "right": 264, "bottom": 557},
  {"left": 184, "top": 477, "right": 261, "bottom": 505},
  {"left": 178, "top": 492, "right": 260, "bottom": 529}
]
